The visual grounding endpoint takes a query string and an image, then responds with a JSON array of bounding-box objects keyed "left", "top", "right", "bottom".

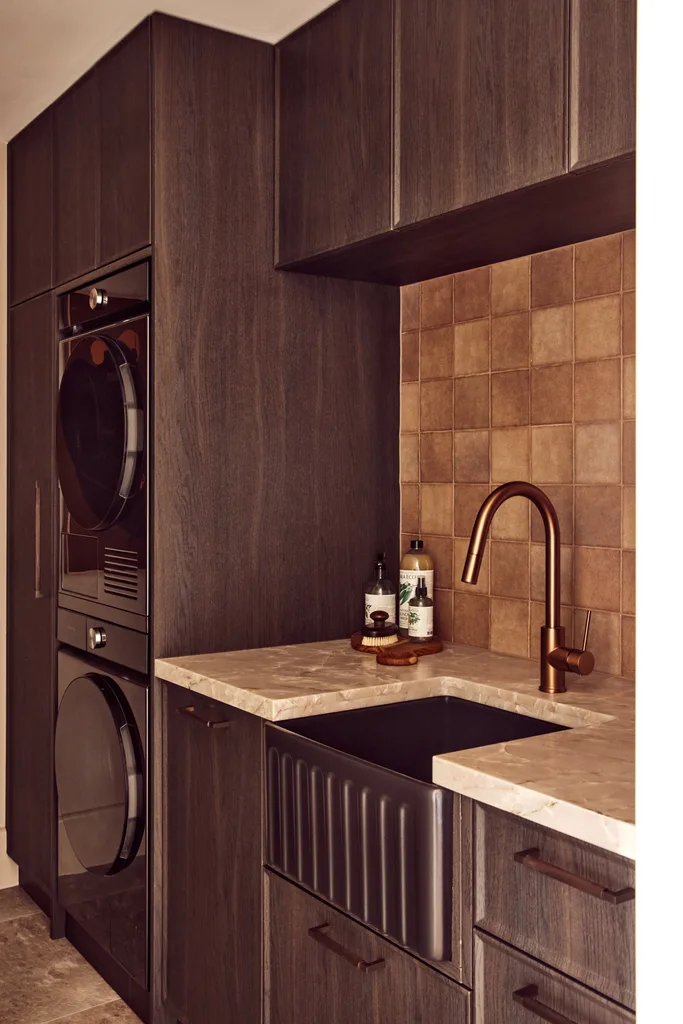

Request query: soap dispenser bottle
[
  {"left": 364, "top": 553, "right": 396, "bottom": 626},
  {"left": 408, "top": 577, "right": 434, "bottom": 642},
  {"left": 399, "top": 539, "right": 434, "bottom": 636}
]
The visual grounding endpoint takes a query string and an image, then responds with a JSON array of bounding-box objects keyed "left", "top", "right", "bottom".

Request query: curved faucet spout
[{"left": 461, "top": 481, "right": 561, "bottom": 629}]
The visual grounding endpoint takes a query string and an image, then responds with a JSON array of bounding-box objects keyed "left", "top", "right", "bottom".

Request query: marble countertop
[{"left": 156, "top": 640, "right": 634, "bottom": 860}]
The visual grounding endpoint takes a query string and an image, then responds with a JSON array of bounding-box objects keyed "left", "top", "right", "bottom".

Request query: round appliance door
[
  {"left": 57, "top": 334, "right": 143, "bottom": 531},
  {"left": 55, "top": 673, "right": 145, "bottom": 876}
]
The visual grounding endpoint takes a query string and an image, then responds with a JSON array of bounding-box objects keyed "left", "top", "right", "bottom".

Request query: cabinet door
[
  {"left": 396, "top": 0, "right": 567, "bottom": 225},
  {"left": 267, "top": 870, "right": 470, "bottom": 1024},
  {"left": 100, "top": 21, "right": 151, "bottom": 265},
  {"left": 53, "top": 71, "right": 100, "bottom": 284},
  {"left": 6, "top": 293, "right": 56, "bottom": 897},
  {"left": 569, "top": 0, "right": 636, "bottom": 169},
  {"left": 163, "top": 685, "right": 263, "bottom": 1024},
  {"left": 8, "top": 109, "right": 53, "bottom": 305},
  {"left": 276, "top": 0, "right": 393, "bottom": 264}
]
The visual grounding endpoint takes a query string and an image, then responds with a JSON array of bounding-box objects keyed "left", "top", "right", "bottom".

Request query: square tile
[
  {"left": 531, "top": 245, "right": 574, "bottom": 308},
  {"left": 401, "top": 485, "right": 419, "bottom": 534},
  {"left": 423, "top": 536, "right": 454, "bottom": 590},
  {"left": 490, "top": 597, "right": 529, "bottom": 658},
  {"left": 421, "top": 276, "right": 453, "bottom": 328},
  {"left": 491, "top": 370, "right": 530, "bottom": 427},
  {"left": 574, "top": 359, "right": 621, "bottom": 422},
  {"left": 575, "top": 233, "right": 622, "bottom": 299},
  {"left": 575, "top": 485, "right": 622, "bottom": 547},
  {"left": 490, "top": 541, "right": 529, "bottom": 600},
  {"left": 454, "top": 484, "right": 490, "bottom": 537},
  {"left": 401, "top": 332, "right": 419, "bottom": 381},
  {"left": 575, "top": 423, "right": 621, "bottom": 483},
  {"left": 453, "top": 266, "right": 490, "bottom": 322},
  {"left": 454, "top": 430, "right": 490, "bottom": 483},
  {"left": 454, "top": 319, "right": 490, "bottom": 375},
  {"left": 623, "top": 486, "right": 635, "bottom": 550},
  {"left": 0, "top": 889, "right": 40, "bottom": 925},
  {"left": 420, "top": 484, "right": 453, "bottom": 536},
  {"left": 530, "top": 424, "right": 573, "bottom": 483},
  {"left": 622, "top": 291, "right": 635, "bottom": 355},
  {"left": 420, "top": 432, "right": 453, "bottom": 482},
  {"left": 400, "top": 382, "right": 419, "bottom": 432},
  {"left": 622, "top": 229, "right": 636, "bottom": 290},
  {"left": 401, "top": 284, "right": 420, "bottom": 332},
  {"left": 420, "top": 379, "right": 454, "bottom": 431},
  {"left": 622, "top": 550, "right": 635, "bottom": 615},
  {"left": 531, "top": 363, "right": 573, "bottom": 424},
  {"left": 490, "top": 495, "right": 530, "bottom": 541},
  {"left": 531, "top": 544, "right": 573, "bottom": 605},
  {"left": 574, "top": 546, "right": 621, "bottom": 612},
  {"left": 491, "top": 256, "right": 529, "bottom": 315},
  {"left": 420, "top": 325, "right": 455, "bottom": 379},
  {"left": 454, "top": 374, "right": 490, "bottom": 430},
  {"left": 491, "top": 312, "right": 530, "bottom": 370},
  {"left": 622, "top": 420, "right": 635, "bottom": 485},
  {"left": 400, "top": 433, "right": 419, "bottom": 482},
  {"left": 434, "top": 589, "right": 454, "bottom": 642},
  {"left": 531, "top": 305, "right": 573, "bottom": 365},
  {"left": 574, "top": 295, "right": 621, "bottom": 360},
  {"left": 454, "top": 538, "right": 490, "bottom": 594},
  {"left": 576, "top": 608, "right": 620, "bottom": 675},
  {"left": 530, "top": 484, "right": 574, "bottom": 544},
  {"left": 621, "top": 615, "right": 635, "bottom": 678},
  {"left": 623, "top": 356, "right": 635, "bottom": 419},
  {"left": 491, "top": 427, "right": 530, "bottom": 481},
  {"left": 453, "top": 593, "right": 490, "bottom": 648}
]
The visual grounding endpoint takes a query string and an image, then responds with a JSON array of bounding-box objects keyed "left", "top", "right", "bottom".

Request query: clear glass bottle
[
  {"left": 364, "top": 553, "right": 396, "bottom": 626},
  {"left": 399, "top": 539, "right": 434, "bottom": 636},
  {"left": 408, "top": 577, "right": 434, "bottom": 641}
]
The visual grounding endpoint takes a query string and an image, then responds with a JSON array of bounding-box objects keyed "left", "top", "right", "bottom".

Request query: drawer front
[
  {"left": 267, "top": 870, "right": 470, "bottom": 1024},
  {"left": 474, "top": 805, "right": 635, "bottom": 1008},
  {"left": 475, "top": 931, "right": 633, "bottom": 1024}
]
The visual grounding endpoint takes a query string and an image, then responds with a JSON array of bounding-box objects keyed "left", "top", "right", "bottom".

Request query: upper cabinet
[
  {"left": 54, "top": 20, "right": 151, "bottom": 284},
  {"left": 569, "top": 0, "right": 637, "bottom": 169},
  {"left": 275, "top": 0, "right": 393, "bottom": 265},
  {"left": 395, "top": 0, "right": 567, "bottom": 226},
  {"left": 8, "top": 109, "right": 53, "bottom": 306}
]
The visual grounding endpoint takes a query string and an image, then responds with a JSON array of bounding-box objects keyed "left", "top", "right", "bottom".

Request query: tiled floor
[{"left": 0, "top": 887, "right": 141, "bottom": 1024}]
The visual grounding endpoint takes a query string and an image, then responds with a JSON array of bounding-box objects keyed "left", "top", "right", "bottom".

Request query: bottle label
[
  {"left": 364, "top": 594, "right": 397, "bottom": 627},
  {"left": 408, "top": 605, "right": 434, "bottom": 640},
  {"left": 399, "top": 570, "right": 434, "bottom": 630}
]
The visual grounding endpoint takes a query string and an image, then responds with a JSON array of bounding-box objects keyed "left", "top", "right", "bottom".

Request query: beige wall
[{"left": 1, "top": 143, "right": 18, "bottom": 887}]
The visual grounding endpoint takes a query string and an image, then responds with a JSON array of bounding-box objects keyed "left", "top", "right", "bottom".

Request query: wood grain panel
[
  {"left": 267, "top": 870, "right": 470, "bottom": 1024},
  {"left": 8, "top": 109, "right": 53, "bottom": 305},
  {"left": 151, "top": 13, "right": 399, "bottom": 660},
  {"left": 163, "top": 684, "right": 263, "bottom": 1024},
  {"left": 570, "top": 0, "right": 637, "bottom": 169},
  {"left": 276, "top": 0, "right": 393, "bottom": 263},
  {"left": 474, "top": 803, "right": 635, "bottom": 1008},
  {"left": 6, "top": 293, "right": 56, "bottom": 901},
  {"left": 396, "top": 0, "right": 567, "bottom": 225},
  {"left": 475, "top": 931, "right": 634, "bottom": 1024}
]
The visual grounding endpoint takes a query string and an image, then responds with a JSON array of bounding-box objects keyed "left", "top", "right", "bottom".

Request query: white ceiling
[{"left": 0, "top": 0, "right": 336, "bottom": 141}]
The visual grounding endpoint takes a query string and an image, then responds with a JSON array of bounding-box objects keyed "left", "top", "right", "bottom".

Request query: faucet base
[{"left": 540, "top": 626, "right": 567, "bottom": 694}]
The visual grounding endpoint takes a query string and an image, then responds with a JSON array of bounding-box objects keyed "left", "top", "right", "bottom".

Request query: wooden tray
[{"left": 350, "top": 632, "right": 443, "bottom": 666}]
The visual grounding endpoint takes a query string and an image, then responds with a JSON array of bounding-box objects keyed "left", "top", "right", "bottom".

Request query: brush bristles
[{"left": 361, "top": 633, "right": 400, "bottom": 647}]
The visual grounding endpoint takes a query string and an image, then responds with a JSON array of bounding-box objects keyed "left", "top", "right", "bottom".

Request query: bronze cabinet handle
[
  {"left": 177, "top": 705, "right": 231, "bottom": 729},
  {"left": 308, "top": 924, "right": 385, "bottom": 973},
  {"left": 513, "top": 985, "right": 580, "bottom": 1024},
  {"left": 34, "top": 481, "right": 43, "bottom": 599},
  {"left": 514, "top": 848, "right": 635, "bottom": 905}
]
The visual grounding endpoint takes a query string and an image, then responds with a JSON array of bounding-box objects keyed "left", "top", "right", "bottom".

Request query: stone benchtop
[{"left": 156, "top": 640, "right": 634, "bottom": 860}]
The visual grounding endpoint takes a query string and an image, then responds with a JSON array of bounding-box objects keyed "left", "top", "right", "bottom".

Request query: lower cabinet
[
  {"left": 475, "top": 931, "right": 634, "bottom": 1024},
  {"left": 162, "top": 685, "right": 263, "bottom": 1024},
  {"left": 266, "top": 869, "right": 470, "bottom": 1024}
]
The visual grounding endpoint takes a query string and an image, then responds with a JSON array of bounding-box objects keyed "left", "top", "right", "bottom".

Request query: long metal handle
[
  {"left": 308, "top": 924, "right": 385, "bottom": 973},
  {"left": 513, "top": 985, "right": 580, "bottom": 1024},
  {"left": 177, "top": 705, "right": 231, "bottom": 729},
  {"left": 514, "top": 848, "right": 635, "bottom": 904},
  {"left": 34, "top": 481, "right": 43, "bottom": 599},
  {"left": 581, "top": 609, "right": 592, "bottom": 651}
]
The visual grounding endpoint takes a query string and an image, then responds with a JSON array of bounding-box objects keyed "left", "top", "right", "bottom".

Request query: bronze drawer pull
[
  {"left": 513, "top": 984, "right": 579, "bottom": 1024},
  {"left": 177, "top": 705, "right": 231, "bottom": 729},
  {"left": 514, "top": 848, "right": 635, "bottom": 904},
  {"left": 308, "top": 924, "right": 385, "bottom": 973}
]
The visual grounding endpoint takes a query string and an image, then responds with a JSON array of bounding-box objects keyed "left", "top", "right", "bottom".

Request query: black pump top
[
  {"left": 410, "top": 539, "right": 424, "bottom": 550},
  {"left": 415, "top": 577, "right": 427, "bottom": 598}
]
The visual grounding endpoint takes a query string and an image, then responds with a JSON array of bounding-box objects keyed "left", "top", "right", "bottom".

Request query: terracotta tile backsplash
[{"left": 400, "top": 230, "right": 635, "bottom": 678}]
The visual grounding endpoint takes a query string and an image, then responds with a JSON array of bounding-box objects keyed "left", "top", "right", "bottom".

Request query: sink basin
[
  {"left": 282, "top": 695, "right": 568, "bottom": 784},
  {"left": 265, "top": 697, "right": 567, "bottom": 964}
]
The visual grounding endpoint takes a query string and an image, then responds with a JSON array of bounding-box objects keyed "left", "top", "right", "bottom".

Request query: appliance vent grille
[{"left": 104, "top": 547, "right": 138, "bottom": 600}]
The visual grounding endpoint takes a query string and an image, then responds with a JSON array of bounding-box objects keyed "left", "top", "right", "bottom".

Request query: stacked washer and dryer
[{"left": 54, "top": 261, "right": 150, "bottom": 1002}]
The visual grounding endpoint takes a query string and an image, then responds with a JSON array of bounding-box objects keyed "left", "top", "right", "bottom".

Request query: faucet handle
[{"left": 580, "top": 609, "right": 592, "bottom": 652}]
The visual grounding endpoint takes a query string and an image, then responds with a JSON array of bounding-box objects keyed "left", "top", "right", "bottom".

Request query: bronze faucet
[{"left": 461, "top": 481, "right": 594, "bottom": 694}]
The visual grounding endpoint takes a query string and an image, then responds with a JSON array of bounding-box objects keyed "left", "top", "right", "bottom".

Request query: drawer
[
  {"left": 267, "top": 869, "right": 470, "bottom": 1024},
  {"left": 475, "top": 931, "right": 634, "bottom": 1024},
  {"left": 474, "top": 805, "right": 635, "bottom": 1008}
]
